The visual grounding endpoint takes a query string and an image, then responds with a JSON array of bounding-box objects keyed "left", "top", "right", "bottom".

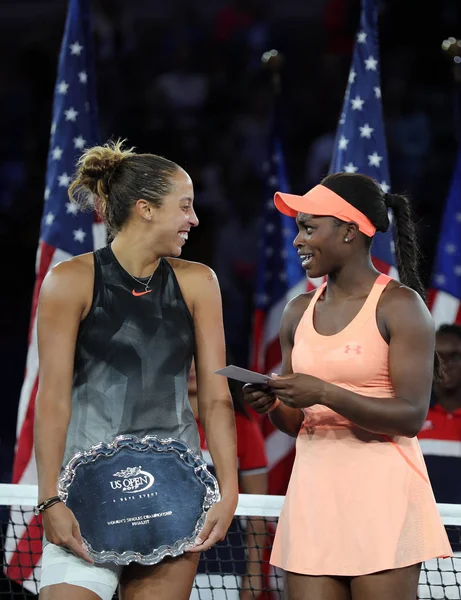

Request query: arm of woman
[
  {"left": 186, "top": 264, "right": 239, "bottom": 552},
  {"left": 34, "top": 257, "right": 93, "bottom": 562},
  {"left": 243, "top": 294, "right": 306, "bottom": 437},
  {"left": 269, "top": 287, "right": 435, "bottom": 438}
]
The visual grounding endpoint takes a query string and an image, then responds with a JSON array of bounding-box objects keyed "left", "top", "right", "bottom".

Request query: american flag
[
  {"left": 251, "top": 135, "right": 307, "bottom": 496},
  {"left": 5, "top": 0, "right": 104, "bottom": 591},
  {"left": 427, "top": 147, "right": 461, "bottom": 326},
  {"left": 330, "top": 0, "right": 397, "bottom": 279}
]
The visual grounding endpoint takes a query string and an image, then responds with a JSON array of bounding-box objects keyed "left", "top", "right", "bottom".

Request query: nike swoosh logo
[{"left": 132, "top": 289, "right": 152, "bottom": 297}]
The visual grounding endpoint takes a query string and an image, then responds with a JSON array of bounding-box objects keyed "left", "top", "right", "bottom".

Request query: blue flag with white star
[
  {"left": 41, "top": 0, "right": 102, "bottom": 256},
  {"left": 330, "top": 0, "right": 395, "bottom": 272},
  {"left": 429, "top": 147, "right": 461, "bottom": 325}
]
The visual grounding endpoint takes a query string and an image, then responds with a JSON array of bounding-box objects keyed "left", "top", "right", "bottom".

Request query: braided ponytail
[
  {"left": 383, "top": 192, "right": 425, "bottom": 300},
  {"left": 384, "top": 192, "right": 442, "bottom": 380}
]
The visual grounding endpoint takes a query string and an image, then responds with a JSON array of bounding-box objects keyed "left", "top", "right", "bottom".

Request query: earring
[{"left": 344, "top": 237, "right": 349, "bottom": 242}]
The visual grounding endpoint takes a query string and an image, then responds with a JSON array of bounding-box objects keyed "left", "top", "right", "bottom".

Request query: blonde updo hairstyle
[{"left": 68, "top": 139, "right": 179, "bottom": 234}]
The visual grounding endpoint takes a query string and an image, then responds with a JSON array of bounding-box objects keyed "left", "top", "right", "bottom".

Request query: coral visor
[{"left": 274, "top": 184, "right": 376, "bottom": 237}]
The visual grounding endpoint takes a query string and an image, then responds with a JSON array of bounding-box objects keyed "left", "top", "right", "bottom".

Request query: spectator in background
[
  {"left": 418, "top": 324, "right": 461, "bottom": 504},
  {"left": 153, "top": 45, "right": 210, "bottom": 131},
  {"left": 188, "top": 359, "right": 268, "bottom": 600}
]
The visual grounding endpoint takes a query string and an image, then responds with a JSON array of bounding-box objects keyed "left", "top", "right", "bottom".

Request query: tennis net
[{"left": 1, "top": 484, "right": 461, "bottom": 599}]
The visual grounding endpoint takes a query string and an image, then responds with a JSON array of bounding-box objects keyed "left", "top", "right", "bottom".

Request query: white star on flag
[
  {"left": 435, "top": 274, "right": 446, "bottom": 286},
  {"left": 374, "top": 86, "right": 381, "bottom": 99},
  {"left": 78, "top": 71, "right": 87, "bottom": 84},
  {"left": 73, "top": 136, "right": 86, "bottom": 149},
  {"left": 44, "top": 187, "right": 50, "bottom": 200},
  {"left": 357, "top": 31, "right": 367, "bottom": 43},
  {"left": 368, "top": 151, "right": 383, "bottom": 167},
  {"left": 73, "top": 228, "right": 87, "bottom": 242},
  {"left": 455, "top": 265, "right": 461, "bottom": 276},
  {"left": 65, "top": 107, "right": 78, "bottom": 121},
  {"left": 359, "top": 123, "right": 374, "bottom": 138},
  {"left": 338, "top": 136, "right": 349, "bottom": 150},
  {"left": 258, "top": 293, "right": 270, "bottom": 307},
  {"left": 380, "top": 181, "right": 390, "bottom": 193},
  {"left": 351, "top": 96, "right": 365, "bottom": 111},
  {"left": 282, "top": 227, "right": 292, "bottom": 238},
  {"left": 70, "top": 41, "right": 83, "bottom": 55},
  {"left": 456, "top": 213, "right": 461, "bottom": 223},
  {"left": 45, "top": 212, "right": 55, "bottom": 225},
  {"left": 348, "top": 69, "right": 357, "bottom": 84},
  {"left": 445, "top": 243, "right": 457, "bottom": 255},
  {"left": 66, "top": 202, "right": 79, "bottom": 215},
  {"left": 344, "top": 162, "right": 358, "bottom": 173},
  {"left": 52, "top": 146, "right": 63, "bottom": 160},
  {"left": 51, "top": 122, "right": 57, "bottom": 135},
  {"left": 58, "top": 172, "right": 71, "bottom": 187},
  {"left": 365, "top": 55, "right": 378, "bottom": 70},
  {"left": 57, "top": 81, "right": 69, "bottom": 95}
]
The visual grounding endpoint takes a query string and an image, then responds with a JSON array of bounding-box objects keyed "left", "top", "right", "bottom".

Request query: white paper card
[{"left": 214, "top": 365, "right": 272, "bottom": 385}]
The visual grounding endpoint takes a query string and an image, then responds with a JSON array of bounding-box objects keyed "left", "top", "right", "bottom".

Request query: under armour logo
[{"left": 344, "top": 345, "right": 362, "bottom": 355}]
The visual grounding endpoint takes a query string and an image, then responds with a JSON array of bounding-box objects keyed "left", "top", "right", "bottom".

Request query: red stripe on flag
[
  {"left": 4, "top": 515, "right": 43, "bottom": 585},
  {"left": 12, "top": 376, "right": 39, "bottom": 484},
  {"left": 12, "top": 243, "right": 55, "bottom": 484},
  {"left": 372, "top": 256, "right": 391, "bottom": 275},
  {"left": 426, "top": 288, "right": 437, "bottom": 312},
  {"left": 457, "top": 305, "right": 461, "bottom": 324}
]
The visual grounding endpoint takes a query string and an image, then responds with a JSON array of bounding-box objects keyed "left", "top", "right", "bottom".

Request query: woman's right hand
[
  {"left": 242, "top": 383, "right": 278, "bottom": 414},
  {"left": 42, "top": 502, "right": 94, "bottom": 563}
]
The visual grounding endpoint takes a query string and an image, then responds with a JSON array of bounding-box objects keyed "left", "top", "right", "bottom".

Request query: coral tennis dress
[{"left": 270, "top": 274, "right": 452, "bottom": 576}]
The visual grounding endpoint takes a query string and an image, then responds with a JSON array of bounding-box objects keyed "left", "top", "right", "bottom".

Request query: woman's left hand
[
  {"left": 186, "top": 497, "right": 236, "bottom": 553},
  {"left": 266, "top": 373, "right": 326, "bottom": 409}
]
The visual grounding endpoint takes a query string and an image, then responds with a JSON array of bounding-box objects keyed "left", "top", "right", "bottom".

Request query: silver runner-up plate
[{"left": 58, "top": 435, "right": 220, "bottom": 565}]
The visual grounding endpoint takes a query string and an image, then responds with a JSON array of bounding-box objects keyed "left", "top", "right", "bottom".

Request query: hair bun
[
  {"left": 77, "top": 139, "right": 134, "bottom": 189},
  {"left": 68, "top": 139, "right": 135, "bottom": 210}
]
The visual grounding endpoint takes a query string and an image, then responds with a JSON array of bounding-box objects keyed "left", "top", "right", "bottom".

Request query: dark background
[{"left": 1, "top": 0, "right": 460, "bottom": 484}]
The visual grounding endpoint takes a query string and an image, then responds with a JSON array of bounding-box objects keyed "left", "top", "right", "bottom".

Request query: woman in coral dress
[{"left": 243, "top": 172, "right": 451, "bottom": 600}]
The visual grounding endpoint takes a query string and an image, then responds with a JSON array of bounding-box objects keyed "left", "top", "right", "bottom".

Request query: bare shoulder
[
  {"left": 378, "top": 280, "right": 434, "bottom": 331},
  {"left": 280, "top": 289, "right": 317, "bottom": 340},
  {"left": 165, "top": 259, "right": 219, "bottom": 317},
  {"left": 41, "top": 252, "right": 94, "bottom": 305},
  {"left": 283, "top": 289, "right": 317, "bottom": 320},
  {"left": 166, "top": 258, "right": 217, "bottom": 285}
]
